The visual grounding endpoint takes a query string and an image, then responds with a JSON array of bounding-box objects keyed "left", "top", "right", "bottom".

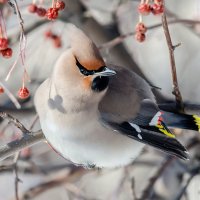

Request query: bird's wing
[
  {"left": 99, "top": 66, "right": 188, "bottom": 160},
  {"left": 103, "top": 120, "right": 188, "bottom": 160},
  {"left": 99, "top": 65, "right": 155, "bottom": 122}
]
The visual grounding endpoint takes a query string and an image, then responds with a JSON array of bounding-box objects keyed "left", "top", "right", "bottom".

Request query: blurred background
[{"left": 0, "top": 0, "right": 200, "bottom": 199}]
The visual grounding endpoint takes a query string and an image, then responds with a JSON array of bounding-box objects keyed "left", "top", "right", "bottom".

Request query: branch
[
  {"left": 98, "top": 19, "right": 200, "bottom": 50},
  {"left": 0, "top": 130, "right": 45, "bottom": 161},
  {"left": 162, "top": 10, "right": 184, "bottom": 113},
  {"left": 22, "top": 168, "right": 87, "bottom": 199},
  {"left": 139, "top": 137, "right": 200, "bottom": 200},
  {"left": 139, "top": 156, "right": 175, "bottom": 200},
  {"left": 0, "top": 112, "right": 30, "bottom": 134},
  {"left": 174, "top": 165, "right": 200, "bottom": 200},
  {"left": 13, "top": 153, "right": 21, "bottom": 200}
]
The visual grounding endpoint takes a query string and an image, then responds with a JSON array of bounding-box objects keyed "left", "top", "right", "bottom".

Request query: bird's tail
[{"left": 162, "top": 111, "right": 200, "bottom": 132}]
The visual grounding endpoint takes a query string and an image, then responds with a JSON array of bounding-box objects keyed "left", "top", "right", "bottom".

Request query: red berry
[
  {"left": 45, "top": 30, "right": 53, "bottom": 38},
  {"left": 135, "top": 22, "right": 147, "bottom": 34},
  {"left": 0, "top": 0, "right": 7, "bottom": 3},
  {"left": 37, "top": 7, "right": 47, "bottom": 17},
  {"left": 135, "top": 32, "right": 146, "bottom": 43},
  {"left": 0, "top": 87, "right": 4, "bottom": 94},
  {"left": 1, "top": 48, "right": 12, "bottom": 58},
  {"left": 46, "top": 8, "right": 59, "bottom": 20},
  {"left": 0, "top": 38, "right": 8, "bottom": 50},
  {"left": 151, "top": 4, "right": 164, "bottom": 15},
  {"left": 18, "top": 87, "right": 30, "bottom": 99},
  {"left": 55, "top": 1, "right": 65, "bottom": 11},
  {"left": 28, "top": 4, "right": 38, "bottom": 13},
  {"left": 138, "top": 3, "right": 151, "bottom": 15}
]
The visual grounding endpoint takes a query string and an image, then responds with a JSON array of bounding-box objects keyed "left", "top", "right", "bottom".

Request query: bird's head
[{"left": 52, "top": 24, "right": 116, "bottom": 94}]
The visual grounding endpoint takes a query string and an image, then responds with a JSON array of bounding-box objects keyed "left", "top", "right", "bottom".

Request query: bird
[{"left": 34, "top": 23, "right": 200, "bottom": 168}]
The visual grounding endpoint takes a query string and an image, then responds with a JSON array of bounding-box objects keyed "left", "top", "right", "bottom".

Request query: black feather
[
  {"left": 162, "top": 111, "right": 200, "bottom": 132},
  {"left": 106, "top": 121, "right": 189, "bottom": 160}
]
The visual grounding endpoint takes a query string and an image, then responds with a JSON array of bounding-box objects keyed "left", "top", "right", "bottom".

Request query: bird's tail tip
[{"left": 193, "top": 115, "right": 200, "bottom": 132}]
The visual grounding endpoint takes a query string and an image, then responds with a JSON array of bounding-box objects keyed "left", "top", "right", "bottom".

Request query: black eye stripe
[{"left": 75, "top": 58, "right": 105, "bottom": 76}]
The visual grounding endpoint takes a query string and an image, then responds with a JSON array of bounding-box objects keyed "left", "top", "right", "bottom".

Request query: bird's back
[{"left": 99, "top": 65, "right": 155, "bottom": 123}]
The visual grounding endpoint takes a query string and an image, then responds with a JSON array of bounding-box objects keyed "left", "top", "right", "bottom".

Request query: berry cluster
[
  {"left": 0, "top": 38, "right": 12, "bottom": 58},
  {"left": 28, "top": 0, "right": 65, "bottom": 20},
  {"left": 0, "top": 1, "right": 30, "bottom": 99},
  {"left": 45, "top": 30, "right": 62, "bottom": 48},
  {"left": 135, "top": 0, "right": 164, "bottom": 42},
  {"left": 138, "top": 0, "right": 164, "bottom": 16}
]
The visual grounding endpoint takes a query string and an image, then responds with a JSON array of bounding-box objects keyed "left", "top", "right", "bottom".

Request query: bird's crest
[{"left": 66, "top": 23, "right": 105, "bottom": 72}]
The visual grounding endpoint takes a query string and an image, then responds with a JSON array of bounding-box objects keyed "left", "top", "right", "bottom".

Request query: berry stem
[
  {"left": 0, "top": 10, "right": 7, "bottom": 39},
  {"left": 139, "top": 14, "right": 143, "bottom": 23},
  {"left": 22, "top": 70, "right": 25, "bottom": 89},
  {"left": 32, "top": 0, "right": 37, "bottom": 5},
  {"left": 0, "top": 21, "right": 3, "bottom": 38},
  {"left": 52, "top": 0, "right": 55, "bottom": 8}
]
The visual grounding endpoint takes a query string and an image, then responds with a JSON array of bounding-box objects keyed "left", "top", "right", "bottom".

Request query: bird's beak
[{"left": 94, "top": 67, "right": 116, "bottom": 76}]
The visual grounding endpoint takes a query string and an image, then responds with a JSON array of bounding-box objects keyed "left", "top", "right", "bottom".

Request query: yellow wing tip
[{"left": 193, "top": 115, "right": 200, "bottom": 132}]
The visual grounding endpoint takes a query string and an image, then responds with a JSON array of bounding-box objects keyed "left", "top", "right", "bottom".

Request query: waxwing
[{"left": 34, "top": 24, "right": 200, "bottom": 168}]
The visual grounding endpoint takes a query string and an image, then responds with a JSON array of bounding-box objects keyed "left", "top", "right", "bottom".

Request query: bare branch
[
  {"left": 174, "top": 165, "right": 200, "bottom": 200},
  {"left": 13, "top": 153, "right": 21, "bottom": 200},
  {"left": 139, "top": 156, "right": 175, "bottom": 200},
  {"left": 0, "top": 112, "right": 30, "bottom": 134},
  {"left": 98, "top": 19, "right": 200, "bottom": 50},
  {"left": 22, "top": 168, "right": 87, "bottom": 199},
  {"left": 162, "top": 6, "right": 184, "bottom": 113},
  {"left": 0, "top": 130, "right": 45, "bottom": 161},
  {"left": 139, "top": 136, "right": 200, "bottom": 200}
]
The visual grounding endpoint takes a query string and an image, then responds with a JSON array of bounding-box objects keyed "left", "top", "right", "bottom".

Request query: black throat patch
[
  {"left": 75, "top": 58, "right": 109, "bottom": 92},
  {"left": 91, "top": 76, "right": 109, "bottom": 92}
]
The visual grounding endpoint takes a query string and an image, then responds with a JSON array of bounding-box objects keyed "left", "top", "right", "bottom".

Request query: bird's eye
[
  {"left": 76, "top": 58, "right": 93, "bottom": 76},
  {"left": 75, "top": 58, "right": 106, "bottom": 76}
]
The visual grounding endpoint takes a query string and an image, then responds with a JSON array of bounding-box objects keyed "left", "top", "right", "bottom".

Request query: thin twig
[
  {"left": 22, "top": 168, "right": 87, "bottom": 200},
  {"left": 139, "top": 137, "right": 200, "bottom": 200},
  {"left": 174, "top": 165, "right": 200, "bottom": 200},
  {"left": 139, "top": 156, "right": 175, "bottom": 200},
  {"left": 110, "top": 166, "right": 130, "bottom": 200},
  {"left": 98, "top": 19, "right": 200, "bottom": 50},
  {"left": 13, "top": 153, "right": 21, "bottom": 200},
  {"left": 131, "top": 178, "right": 138, "bottom": 200},
  {"left": 6, "top": 0, "right": 29, "bottom": 82},
  {"left": 12, "top": 115, "right": 39, "bottom": 200},
  {"left": 162, "top": 8, "right": 184, "bottom": 112},
  {"left": 65, "top": 183, "right": 99, "bottom": 200},
  {"left": 0, "top": 112, "right": 30, "bottom": 134}
]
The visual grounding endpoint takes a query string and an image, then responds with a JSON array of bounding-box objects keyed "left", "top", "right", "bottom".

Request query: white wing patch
[
  {"left": 130, "top": 123, "right": 143, "bottom": 140},
  {"left": 137, "top": 133, "right": 143, "bottom": 140},
  {"left": 130, "top": 123, "right": 141, "bottom": 132}
]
